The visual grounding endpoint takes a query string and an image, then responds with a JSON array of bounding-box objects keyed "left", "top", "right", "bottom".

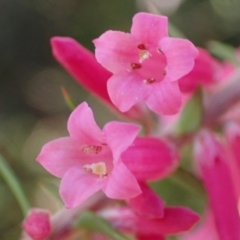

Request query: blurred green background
[{"left": 1, "top": 0, "right": 240, "bottom": 239}]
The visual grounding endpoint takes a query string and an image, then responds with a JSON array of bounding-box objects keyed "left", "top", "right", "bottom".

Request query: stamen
[
  {"left": 131, "top": 63, "right": 141, "bottom": 70},
  {"left": 137, "top": 44, "right": 146, "bottom": 50},
  {"left": 139, "top": 50, "right": 151, "bottom": 63},
  {"left": 157, "top": 48, "right": 163, "bottom": 54},
  {"left": 82, "top": 145, "right": 102, "bottom": 154},
  {"left": 143, "top": 78, "right": 156, "bottom": 84},
  {"left": 83, "top": 162, "right": 107, "bottom": 177}
]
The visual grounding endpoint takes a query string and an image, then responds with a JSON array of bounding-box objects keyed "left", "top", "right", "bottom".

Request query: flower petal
[
  {"left": 60, "top": 167, "right": 105, "bottom": 208},
  {"left": 103, "top": 121, "right": 141, "bottom": 161},
  {"left": 103, "top": 161, "right": 141, "bottom": 199},
  {"left": 122, "top": 137, "right": 179, "bottom": 181},
  {"left": 94, "top": 31, "right": 138, "bottom": 73},
  {"left": 138, "top": 207, "right": 200, "bottom": 235},
  {"left": 37, "top": 137, "right": 83, "bottom": 178},
  {"left": 146, "top": 81, "right": 182, "bottom": 115},
  {"left": 51, "top": 37, "right": 112, "bottom": 104},
  {"left": 131, "top": 12, "right": 168, "bottom": 46},
  {"left": 136, "top": 234, "right": 165, "bottom": 240},
  {"left": 107, "top": 72, "right": 149, "bottom": 112},
  {"left": 127, "top": 182, "right": 165, "bottom": 218},
  {"left": 67, "top": 102, "right": 104, "bottom": 144},
  {"left": 160, "top": 37, "right": 198, "bottom": 81}
]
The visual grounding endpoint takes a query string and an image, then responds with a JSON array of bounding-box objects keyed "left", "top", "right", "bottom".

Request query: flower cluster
[{"left": 22, "top": 11, "right": 240, "bottom": 240}]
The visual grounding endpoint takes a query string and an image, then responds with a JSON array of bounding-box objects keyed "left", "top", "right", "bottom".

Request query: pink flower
[
  {"left": 180, "top": 209, "right": 219, "bottom": 240},
  {"left": 178, "top": 47, "right": 218, "bottom": 93},
  {"left": 122, "top": 137, "right": 180, "bottom": 182},
  {"left": 22, "top": 209, "right": 51, "bottom": 240},
  {"left": 94, "top": 12, "right": 198, "bottom": 115},
  {"left": 194, "top": 130, "right": 240, "bottom": 240},
  {"left": 37, "top": 102, "right": 141, "bottom": 208},
  {"left": 99, "top": 205, "right": 199, "bottom": 238},
  {"left": 50, "top": 37, "right": 146, "bottom": 122}
]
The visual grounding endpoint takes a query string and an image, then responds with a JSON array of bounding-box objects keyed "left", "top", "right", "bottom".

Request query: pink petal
[
  {"left": 179, "top": 47, "right": 217, "bottom": 93},
  {"left": 103, "top": 121, "right": 141, "bottom": 161},
  {"left": 131, "top": 12, "right": 168, "bottom": 46},
  {"left": 180, "top": 209, "right": 219, "bottom": 240},
  {"left": 122, "top": 137, "right": 179, "bottom": 182},
  {"left": 136, "top": 234, "right": 165, "bottom": 240},
  {"left": 194, "top": 131, "right": 240, "bottom": 240},
  {"left": 127, "top": 182, "right": 165, "bottom": 219},
  {"left": 60, "top": 167, "right": 105, "bottom": 208},
  {"left": 94, "top": 31, "right": 138, "bottom": 73},
  {"left": 37, "top": 137, "right": 83, "bottom": 178},
  {"left": 67, "top": 102, "right": 104, "bottom": 143},
  {"left": 160, "top": 37, "right": 198, "bottom": 81},
  {"left": 145, "top": 81, "right": 182, "bottom": 115},
  {"left": 107, "top": 72, "right": 149, "bottom": 112},
  {"left": 50, "top": 37, "right": 112, "bottom": 105},
  {"left": 103, "top": 161, "right": 141, "bottom": 199},
  {"left": 137, "top": 207, "right": 200, "bottom": 235}
]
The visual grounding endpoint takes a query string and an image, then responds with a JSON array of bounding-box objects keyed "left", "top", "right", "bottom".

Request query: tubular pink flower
[
  {"left": 122, "top": 137, "right": 180, "bottom": 181},
  {"left": 194, "top": 130, "right": 240, "bottom": 240},
  {"left": 94, "top": 12, "right": 198, "bottom": 115},
  {"left": 99, "top": 206, "right": 199, "bottom": 237},
  {"left": 127, "top": 182, "right": 165, "bottom": 219},
  {"left": 50, "top": 37, "right": 145, "bottom": 121},
  {"left": 23, "top": 209, "right": 51, "bottom": 240},
  {"left": 225, "top": 122, "right": 240, "bottom": 200},
  {"left": 37, "top": 102, "right": 141, "bottom": 208},
  {"left": 178, "top": 47, "right": 218, "bottom": 93}
]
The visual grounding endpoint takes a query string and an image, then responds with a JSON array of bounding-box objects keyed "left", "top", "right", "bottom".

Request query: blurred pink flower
[
  {"left": 194, "top": 130, "right": 240, "bottom": 240},
  {"left": 37, "top": 102, "right": 141, "bottom": 208},
  {"left": 94, "top": 12, "right": 198, "bottom": 115},
  {"left": 22, "top": 209, "right": 51, "bottom": 240},
  {"left": 178, "top": 47, "right": 218, "bottom": 93},
  {"left": 50, "top": 37, "right": 146, "bottom": 122},
  {"left": 99, "top": 205, "right": 199, "bottom": 238}
]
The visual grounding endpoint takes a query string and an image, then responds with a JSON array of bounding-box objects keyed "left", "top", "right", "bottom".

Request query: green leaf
[
  {"left": 177, "top": 88, "right": 203, "bottom": 135},
  {"left": 0, "top": 154, "right": 30, "bottom": 216},
  {"left": 207, "top": 40, "right": 240, "bottom": 65},
  {"left": 77, "top": 211, "right": 129, "bottom": 240}
]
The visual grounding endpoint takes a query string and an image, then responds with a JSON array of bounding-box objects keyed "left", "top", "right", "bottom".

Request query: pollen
[
  {"left": 131, "top": 63, "right": 141, "bottom": 70},
  {"left": 139, "top": 50, "right": 151, "bottom": 63},
  {"left": 82, "top": 145, "right": 102, "bottom": 154},
  {"left": 84, "top": 162, "right": 107, "bottom": 177},
  {"left": 143, "top": 78, "right": 156, "bottom": 84}
]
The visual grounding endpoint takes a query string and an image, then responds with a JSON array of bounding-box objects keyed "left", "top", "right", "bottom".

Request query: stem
[{"left": 0, "top": 154, "right": 30, "bottom": 216}]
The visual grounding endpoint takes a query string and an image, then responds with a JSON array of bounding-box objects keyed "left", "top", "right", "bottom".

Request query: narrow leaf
[
  {"left": 61, "top": 86, "right": 76, "bottom": 111},
  {"left": 177, "top": 88, "right": 203, "bottom": 135},
  {"left": 0, "top": 154, "right": 30, "bottom": 216},
  {"left": 208, "top": 40, "right": 240, "bottom": 65},
  {"left": 77, "top": 211, "right": 129, "bottom": 240}
]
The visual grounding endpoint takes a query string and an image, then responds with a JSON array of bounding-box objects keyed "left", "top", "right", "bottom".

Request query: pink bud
[{"left": 23, "top": 209, "right": 51, "bottom": 240}]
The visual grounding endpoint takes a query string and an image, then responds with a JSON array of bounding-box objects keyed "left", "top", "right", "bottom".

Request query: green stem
[{"left": 0, "top": 154, "right": 30, "bottom": 216}]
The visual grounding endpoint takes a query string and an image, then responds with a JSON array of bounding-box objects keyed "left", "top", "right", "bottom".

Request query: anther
[
  {"left": 144, "top": 78, "right": 156, "bottom": 84},
  {"left": 137, "top": 44, "right": 146, "bottom": 50},
  {"left": 157, "top": 48, "right": 164, "bottom": 54},
  {"left": 82, "top": 145, "right": 102, "bottom": 154},
  {"left": 131, "top": 63, "right": 142, "bottom": 70}
]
